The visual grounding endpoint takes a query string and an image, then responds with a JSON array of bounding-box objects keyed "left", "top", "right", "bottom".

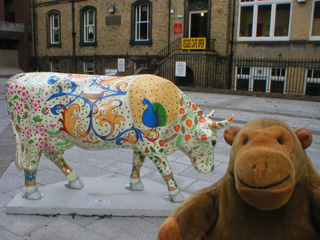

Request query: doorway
[{"left": 189, "top": 11, "right": 208, "bottom": 38}]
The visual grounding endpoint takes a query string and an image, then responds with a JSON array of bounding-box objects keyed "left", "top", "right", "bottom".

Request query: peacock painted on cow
[{"left": 142, "top": 98, "right": 167, "bottom": 128}]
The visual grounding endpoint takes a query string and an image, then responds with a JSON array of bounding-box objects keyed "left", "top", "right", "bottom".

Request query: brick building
[
  {"left": 233, "top": 0, "right": 320, "bottom": 95},
  {"left": 0, "top": 0, "right": 32, "bottom": 74},
  {"left": 33, "top": 0, "right": 231, "bottom": 77},
  {"left": 32, "top": 0, "right": 319, "bottom": 96}
]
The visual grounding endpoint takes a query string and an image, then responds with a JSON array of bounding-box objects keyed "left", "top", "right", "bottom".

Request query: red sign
[{"left": 174, "top": 24, "right": 182, "bottom": 34}]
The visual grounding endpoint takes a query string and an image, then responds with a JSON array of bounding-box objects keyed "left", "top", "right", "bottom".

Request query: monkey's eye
[
  {"left": 243, "top": 137, "right": 249, "bottom": 145},
  {"left": 277, "top": 137, "right": 284, "bottom": 145}
]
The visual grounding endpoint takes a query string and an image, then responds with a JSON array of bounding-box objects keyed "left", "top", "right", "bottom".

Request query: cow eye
[
  {"left": 277, "top": 137, "right": 284, "bottom": 145},
  {"left": 243, "top": 137, "right": 249, "bottom": 145}
]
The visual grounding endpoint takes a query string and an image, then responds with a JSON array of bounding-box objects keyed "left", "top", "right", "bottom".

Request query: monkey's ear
[
  {"left": 295, "top": 128, "right": 312, "bottom": 149},
  {"left": 224, "top": 126, "right": 241, "bottom": 146}
]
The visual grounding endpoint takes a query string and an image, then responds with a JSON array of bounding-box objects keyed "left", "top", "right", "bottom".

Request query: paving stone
[
  {"left": 5, "top": 162, "right": 23, "bottom": 176},
  {"left": 0, "top": 171, "right": 24, "bottom": 193},
  {"left": 24, "top": 218, "right": 109, "bottom": 240},
  {"left": 39, "top": 157, "right": 83, "bottom": 173},
  {"left": 75, "top": 165, "right": 116, "bottom": 178},
  {"left": 86, "top": 217, "right": 159, "bottom": 240},
  {"left": 60, "top": 215, "right": 100, "bottom": 228},
  {"left": 179, "top": 165, "right": 220, "bottom": 183},
  {"left": 173, "top": 174, "right": 197, "bottom": 192},
  {"left": 108, "top": 150, "right": 134, "bottom": 163},
  {"left": 36, "top": 168, "right": 67, "bottom": 186},
  {"left": 0, "top": 207, "right": 55, "bottom": 236},
  {"left": 142, "top": 216, "right": 166, "bottom": 227},
  {"left": 106, "top": 161, "right": 132, "bottom": 176},
  {"left": 0, "top": 226, "right": 23, "bottom": 240},
  {"left": 184, "top": 180, "right": 214, "bottom": 193},
  {"left": 0, "top": 192, "right": 12, "bottom": 209},
  {"left": 173, "top": 155, "right": 192, "bottom": 165},
  {"left": 5, "top": 186, "right": 25, "bottom": 198}
]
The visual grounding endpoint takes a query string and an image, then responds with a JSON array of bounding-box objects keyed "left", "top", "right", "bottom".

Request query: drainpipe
[
  {"left": 168, "top": 0, "right": 171, "bottom": 55},
  {"left": 72, "top": 0, "right": 76, "bottom": 73},
  {"left": 32, "top": 0, "right": 37, "bottom": 70},
  {"left": 229, "top": 0, "right": 236, "bottom": 89},
  {"left": 168, "top": 0, "right": 171, "bottom": 53}
]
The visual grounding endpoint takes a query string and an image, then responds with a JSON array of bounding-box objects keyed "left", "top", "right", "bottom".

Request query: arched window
[
  {"left": 47, "top": 10, "right": 61, "bottom": 47},
  {"left": 80, "top": 6, "right": 97, "bottom": 46},
  {"left": 131, "top": 0, "right": 152, "bottom": 45}
]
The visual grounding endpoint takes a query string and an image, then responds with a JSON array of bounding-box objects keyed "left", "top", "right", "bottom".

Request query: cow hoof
[
  {"left": 165, "top": 191, "right": 185, "bottom": 203},
  {"left": 65, "top": 177, "right": 84, "bottom": 189},
  {"left": 125, "top": 180, "right": 144, "bottom": 191},
  {"left": 22, "top": 189, "right": 43, "bottom": 200}
]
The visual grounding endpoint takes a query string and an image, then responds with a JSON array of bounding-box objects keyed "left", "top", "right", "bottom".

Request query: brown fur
[{"left": 158, "top": 119, "right": 320, "bottom": 240}]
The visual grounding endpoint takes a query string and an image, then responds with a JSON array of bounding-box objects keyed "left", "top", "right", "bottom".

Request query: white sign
[
  {"left": 105, "top": 69, "right": 118, "bottom": 76},
  {"left": 118, "top": 58, "right": 125, "bottom": 72},
  {"left": 175, "top": 61, "right": 186, "bottom": 77}
]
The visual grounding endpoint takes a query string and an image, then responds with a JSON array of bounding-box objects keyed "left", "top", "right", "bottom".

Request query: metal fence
[
  {"left": 149, "top": 53, "right": 230, "bottom": 89},
  {"left": 34, "top": 54, "right": 320, "bottom": 98},
  {"left": 233, "top": 58, "right": 320, "bottom": 96}
]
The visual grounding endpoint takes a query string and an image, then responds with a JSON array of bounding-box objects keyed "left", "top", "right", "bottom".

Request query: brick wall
[{"left": 232, "top": 0, "right": 320, "bottom": 59}]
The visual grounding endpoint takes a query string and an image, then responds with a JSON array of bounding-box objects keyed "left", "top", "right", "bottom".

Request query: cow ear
[
  {"left": 224, "top": 126, "right": 241, "bottom": 146},
  {"left": 295, "top": 128, "right": 312, "bottom": 149}
]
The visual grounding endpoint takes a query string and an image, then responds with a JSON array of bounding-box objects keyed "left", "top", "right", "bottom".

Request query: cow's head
[{"left": 178, "top": 110, "right": 233, "bottom": 173}]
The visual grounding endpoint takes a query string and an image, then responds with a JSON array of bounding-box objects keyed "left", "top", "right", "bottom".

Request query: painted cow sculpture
[{"left": 5, "top": 73, "right": 233, "bottom": 202}]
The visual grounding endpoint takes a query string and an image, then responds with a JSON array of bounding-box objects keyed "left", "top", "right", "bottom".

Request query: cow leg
[
  {"left": 54, "top": 158, "right": 84, "bottom": 189},
  {"left": 44, "top": 147, "right": 84, "bottom": 190},
  {"left": 126, "top": 150, "right": 145, "bottom": 191},
  {"left": 23, "top": 168, "right": 42, "bottom": 200},
  {"left": 150, "top": 155, "right": 185, "bottom": 203}
]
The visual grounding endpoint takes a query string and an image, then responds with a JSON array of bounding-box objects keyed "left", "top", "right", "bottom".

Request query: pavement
[{"left": 0, "top": 75, "right": 320, "bottom": 240}]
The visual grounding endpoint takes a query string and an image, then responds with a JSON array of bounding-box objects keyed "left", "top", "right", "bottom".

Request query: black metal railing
[
  {"left": 143, "top": 38, "right": 217, "bottom": 75},
  {"left": 234, "top": 58, "right": 320, "bottom": 96}
]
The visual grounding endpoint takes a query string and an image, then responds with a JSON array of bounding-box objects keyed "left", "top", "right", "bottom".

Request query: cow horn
[
  {"left": 207, "top": 109, "right": 215, "bottom": 118},
  {"left": 211, "top": 114, "right": 234, "bottom": 130}
]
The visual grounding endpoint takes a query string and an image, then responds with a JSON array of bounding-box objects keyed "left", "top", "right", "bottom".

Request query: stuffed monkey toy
[{"left": 158, "top": 119, "right": 320, "bottom": 240}]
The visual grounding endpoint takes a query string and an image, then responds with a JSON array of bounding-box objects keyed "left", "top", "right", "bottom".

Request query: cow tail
[{"left": 10, "top": 119, "right": 23, "bottom": 172}]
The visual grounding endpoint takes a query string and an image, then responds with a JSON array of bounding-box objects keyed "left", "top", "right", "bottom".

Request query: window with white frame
[
  {"left": 305, "top": 69, "right": 320, "bottom": 96},
  {"left": 235, "top": 66, "right": 286, "bottom": 93},
  {"left": 50, "top": 13, "right": 60, "bottom": 44},
  {"left": 51, "top": 61, "right": 60, "bottom": 72},
  {"left": 47, "top": 10, "right": 60, "bottom": 46},
  {"left": 238, "top": 0, "right": 291, "bottom": 41},
  {"left": 84, "top": 9, "right": 95, "bottom": 42},
  {"left": 131, "top": 1, "right": 152, "bottom": 45},
  {"left": 310, "top": 1, "right": 320, "bottom": 40},
  {"left": 84, "top": 61, "right": 94, "bottom": 74},
  {"left": 80, "top": 7, "right": 97, "bottom": 46},
  {"left": 135, "top": 4, "right": 150, "bottom": 41}
]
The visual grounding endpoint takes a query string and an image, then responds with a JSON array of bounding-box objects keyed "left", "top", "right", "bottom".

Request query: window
[
  {"left": 80, "top": 7, "right": 97, "bottom": 46},
  {"left": 310, "top": 1, "right": 320, "bottom": 40},
  {"left": 84, "top": 61, "right": 94, "bottom": 74},
  {"left": 131, "top": 1, "right": 152, "bottom": 45},
  {"left": 47, "top": 10, "right": 60, "bottom": 47},
  {"left": 305, "top": 69, "right": 320, "bottom": 96},
  {"left": 134, "top": 61, "right": 149, "bottom": 71},
  {"left": 235, "top": 66, "right": 286, "bottom": 93},
  {"left": 51, "top": 61, "right": 60, "bottom": 72},
  {"left": 238, "top": 0, "right": 291, "bottom": 41}
]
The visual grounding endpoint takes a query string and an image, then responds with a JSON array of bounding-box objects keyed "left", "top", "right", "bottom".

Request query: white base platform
[{"left": 6, "top": 177, "right": 189, "bottom": 217}]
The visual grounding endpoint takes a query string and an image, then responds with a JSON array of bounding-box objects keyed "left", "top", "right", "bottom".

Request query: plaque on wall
[{"left": 106, "top": 15, "right": 121, "bottom": 25}]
